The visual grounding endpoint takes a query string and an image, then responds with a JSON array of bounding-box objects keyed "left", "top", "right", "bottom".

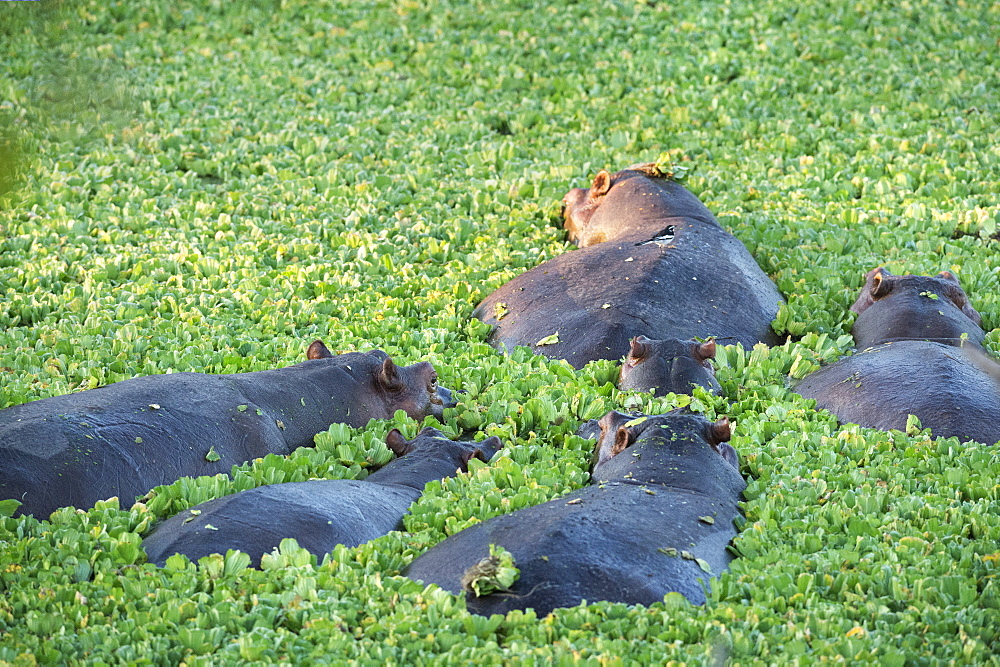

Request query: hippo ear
[
  {"left": 627, "top": 336, "right": 650, "bottom": 361},
  {"left": 306, "top": 340, "right": 334, "bottom": 359},
  {"left": 940, "top": 279, "right": 983, "bottom": 326},
  {"left": 589, "top": 170, "right": 612, "bottom": 198},
  {"left": 481, "top": 435, "right": 503, "bottom": 452},
  {"left": 706, "top": 417, "right": 732, "bottom": 447},
  {"left": 937, "top": 271, "right": 960, "bottom": 284},
  {"left": 379, "top": 357, "right": 405, "bottom": 393},
  {"left": 460, "top": 448, "right": 488, "bottom": 470},
  {"left": 611, "top": 426, "right": 636, "bottom": 458},
  {"left": 869, "top": 268, "right": 893, "bottom": 299},
  {"left": 695, "top": 339, "right": 717, "bottom": 361},
  {"left": 718, "top": 442, "right": 740, "bottom": 470},
  {"left": 385, "top": 429, "right": 411, "bottom": 457},
  {"left": 853, "top": 268, "right": 894, "bottom": 313}
]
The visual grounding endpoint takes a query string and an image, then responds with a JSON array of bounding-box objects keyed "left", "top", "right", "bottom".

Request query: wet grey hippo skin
[
  {"left": 849, "top": 267, "right": 984, "bottom": 349},
  {"left": 618, "top": 336, "right": 721, "bottom": 397},
  {"left": 404, "top": 410, "right": 746, "bottom": 616},
  {"left": 474, "top": 163, "right": 785, "bottom": 369},
  {"left": 143, "top": 428, "right": 503, "bottom": 567},
  {"left": 0, "top": 340, "right": 456, "bottom": 518},
  {"left": 796, "top": 268, "right": 1000, "bottom": 444}
]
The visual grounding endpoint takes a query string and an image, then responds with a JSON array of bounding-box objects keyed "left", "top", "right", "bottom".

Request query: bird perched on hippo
[
  {"left": 474, "top": 163, "right": 785, "bottom": 369},
  {"left": 0, "top": 340, "right": 456, "bottom": 518},
  {"left": 795, "top": 268, "right": 1000, "bottom": 445},
  {"left": 404, "top": 409, "right": 746, "bottom": 617},
  {"left": 143, "top": 427, "right": 503, "bottom": 567}
]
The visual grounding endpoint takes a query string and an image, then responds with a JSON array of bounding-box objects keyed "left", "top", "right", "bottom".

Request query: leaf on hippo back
[
  {"left": 602, "top": 303, "right": 612, "bottom": 309},
  {"left": 535, "top": 332, "right": 560, "bottom": 346},
  {"left": 699, "top": 515, "right": 715, "bottom": 525},
  {"left": 182, "top": 509, "right": 202, "bottom": 524},
  {"left": 919, "top": 291, "right": 940, "bottom": 300},
  {"left": 237, "top": 405, "right": 248, "bottom": 412},
  {"left": 493, "top": 302, "right": 508, "bottom": 321},
  {"left": 623, "top": 416, "right": 647, "bottom": 428},
  {"left": 905, "top": 414, "right": 923, "bottom": 437},
  {"left": 205, "top": 446, "right": 221, "bottom": 462},
  {"left": 696, "top": 558, "right": 712, "bottom": 573},
  {"left": 204, "top": 524, "right": 218, "bottom": 531},
  {"left": 461, "top": 544, "right": 520, "bottom": 597},
  {"left": 658, "top": 547, "right": 678, "bottom": 557},
  {"left": 149, "top": 404, "right": 160, "bottom": 410}
]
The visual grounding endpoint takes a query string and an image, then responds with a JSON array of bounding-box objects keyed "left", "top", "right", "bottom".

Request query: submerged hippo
[
  {"left": 796, "top": 269, "right": 1000, "bottom": 444},
  {"left": 850, "top": 267, "right": 984, "bottom": 349},
  {"left": 143, "top": 428, "right": 502, "bottom": 566},
  {"left": 0, "top": 340, "right": 456, "bottom": 518},
  {"left": 618, "top": 336, "right": 721, "bottom": 397},
  {"left": 404, "top": 410, "right": 746, "bottom": 616},
  {"left": 474, "top": 163, "right": 785, "bottom": 368}
]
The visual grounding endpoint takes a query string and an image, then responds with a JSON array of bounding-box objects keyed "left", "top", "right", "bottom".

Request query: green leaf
[
  {"left": 461, "top": 544, "right": 520, "bottom": 597},
  {"left": 0, "top": 499, "right": 22, "bottom": 517},
  {"left": 535, "top": 332, "right": 560, "bottom": 346},
  {"left": 205, "top": 447, "right": 221, "bottom": 462}
]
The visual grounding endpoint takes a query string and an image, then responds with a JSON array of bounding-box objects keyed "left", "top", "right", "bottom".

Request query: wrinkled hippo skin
[
  {"left": 143, "top": 428, "right": 502, "bottom": 566},
  {"left": 618, "top": 336, "right": 721, "bottom": 397},
  {"left": 0, "top": 340, "right": 456, "bottom": 518},
  {"left": 796, "top": 268, "right": 999, "bottom": 444},
  {"left": 474, "top": 164, "right": 784, "bottom": 368},
  {"left": 404, "top": 410, "right": 746, "bottom": 616},
  {"left": 850, "top": 267, "right": 984, "bottom": 349}
]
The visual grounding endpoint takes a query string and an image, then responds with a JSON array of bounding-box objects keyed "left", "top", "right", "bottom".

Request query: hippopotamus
[
  {"left": 473, "top": 163, "right": 785, "bottom": 368},
  {"left": 0, "top": 340, "right": 457, "bottom": 518},
  {"left": 618, "top": 336, "right": 721, "bottom": 396},
  {"left": 404, "top": 409, "right": 746, "bottom": 616},
  {"left": 796, "top": 268, "right": 1000, "bottom": 444},
  {"left": 850, "top": 267, "right": 985, "bottom": 349},
  {"left": 143, "top": 428, "right": 502, "bottom": 567}
]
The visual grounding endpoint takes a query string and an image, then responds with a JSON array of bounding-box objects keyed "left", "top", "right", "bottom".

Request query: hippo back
[
  {"left": 475, "top": 222, "right": 783, "bottom": 368},
  {"left": 143, "top": 479, "right": 420, "bottom": 566},
  {"left": 404, "top": 481, "right": 742, "bottom": 616},
  {"left": 0, "top": 373, "right": 287, "bottom": 518},
  {"left": 795, "top": 341, "right": 1000, "bottom": 445},
  {"left": 405, "top": 413, "right": 746, "bottom": 616}
]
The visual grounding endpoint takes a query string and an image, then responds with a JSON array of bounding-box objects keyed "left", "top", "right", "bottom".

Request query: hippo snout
[
  {"left": 433, "top": 386, "right": 458, "bottom": 410},
  {"left": 576, "top": 419, "right": 602, "bottom": 442}
]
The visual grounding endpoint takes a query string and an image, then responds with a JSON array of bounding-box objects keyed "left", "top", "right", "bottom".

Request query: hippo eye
[{"left": 428, "top": 374, "right": 438, "bottom": 391}]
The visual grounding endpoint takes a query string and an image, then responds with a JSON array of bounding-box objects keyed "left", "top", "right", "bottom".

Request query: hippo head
[
  {"left": 618, "top": 336, "right": 721, "bottom": 397},
  {"left": 849, "top": 268, "right": 984, "bottom": 348},
  {"left": 590, "top": 410, "right": 736, "bottom": 468},
  {"left": 561, "top": 163, "right": 716, "bottom": 247},
  {"left": 307, "top": 340, "right": 457, "bottom": 421},
  {"left": 384, "top": 427, "right": 504, "bottom": 471}
]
